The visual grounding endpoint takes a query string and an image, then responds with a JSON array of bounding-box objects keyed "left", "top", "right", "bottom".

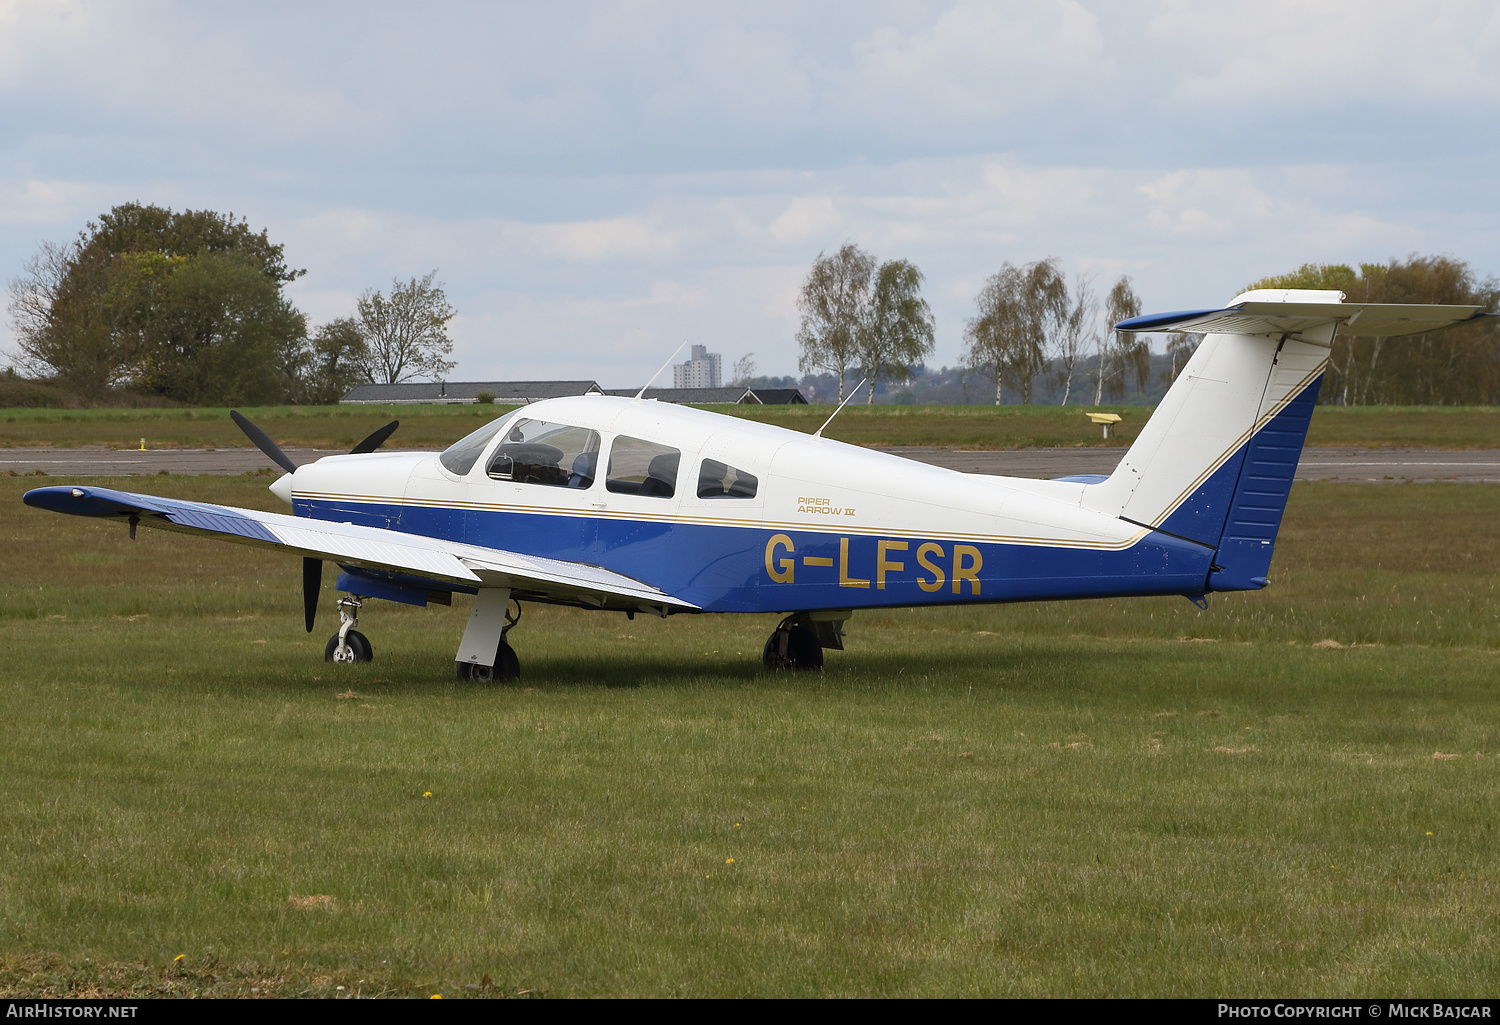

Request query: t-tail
[{"left": 1080, "top": 288, "right": 1493, "bottom": 593}]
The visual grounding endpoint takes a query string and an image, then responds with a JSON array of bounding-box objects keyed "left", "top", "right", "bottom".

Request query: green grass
[
  {"left": 2, "top": 477, "right": 1499, "bottom": 996},
  {"left": 4, "top": 403, "right": 1500, "bottom": 451}
]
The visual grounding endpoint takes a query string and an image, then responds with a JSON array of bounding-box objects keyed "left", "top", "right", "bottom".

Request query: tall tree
[
  {"left": 357, "top": 271, "right": 456, "bottom": 384},
  {"left": 9, "top": 240, "right": 123, "bottom": 397},
  {"left": 963, "top": 259, "right": 1067, "bottom": 404},
  {"left": 7, "top": 203, "right": 307, "bottom": 401},
  {"left": 1053, "top": 274, "right": 1096, "bottom": 406},
  {"left": 796, "top": 242, "right": 875, "bottom": 402},
  {"left": 858, "top": 259, "right": 935, "bottom": 403},
  {"left": 139, "top": 252, "right": 305, "bottom": 406},
  {"left": 285, "top": 317, "right": 371, "bottom": 405},
  {"left": 1096, "top": 276, "right": 1148, "bottom": 403}
]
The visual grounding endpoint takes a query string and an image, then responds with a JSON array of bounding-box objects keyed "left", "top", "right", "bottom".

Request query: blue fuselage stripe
[{"left": 293, "top": 498, "right": 1214, "bottom": 613}]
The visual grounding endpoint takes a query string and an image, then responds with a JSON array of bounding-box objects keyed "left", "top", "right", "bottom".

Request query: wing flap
[{"left": 23, "top": 485, "right": 697, "bottom": 610}]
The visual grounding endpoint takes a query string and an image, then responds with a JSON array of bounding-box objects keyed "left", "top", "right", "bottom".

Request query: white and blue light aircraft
[{"left": 23, "top": 290, "right": 1492, "bottom": 680}]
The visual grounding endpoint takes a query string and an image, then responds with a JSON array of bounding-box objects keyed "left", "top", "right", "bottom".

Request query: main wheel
[
  {"left": 325, "top": 629, "right": 373, "bottom": 663},
  {"left": 762, "top": 624, "right": 823, "bottom": 671},
  {"left": 457, "top": 639, "right": 521, "bottom": 682}
]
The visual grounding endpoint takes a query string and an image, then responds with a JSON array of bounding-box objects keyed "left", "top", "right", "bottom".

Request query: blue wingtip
[
  {"left": 23, "top": 485, "right": 136, "bottom": 517},
  {"left": 1114, "top": 307, "right": 1230, "bottom": 332}
]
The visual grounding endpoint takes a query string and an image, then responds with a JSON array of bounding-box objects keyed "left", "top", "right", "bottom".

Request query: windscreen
[{"left": 438, "top": 413, "right": 518, "bottom": 475}]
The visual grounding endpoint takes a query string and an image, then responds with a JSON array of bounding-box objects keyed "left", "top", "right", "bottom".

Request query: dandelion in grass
[
  {"left": 174, "top": 954, "right": 185, "bottom": 962},
  {"left": 423, "top": 791, "right": 432, "bottom": 798},
  {"left": 726, "top": 858, "right": 735, "bottom": 864}
]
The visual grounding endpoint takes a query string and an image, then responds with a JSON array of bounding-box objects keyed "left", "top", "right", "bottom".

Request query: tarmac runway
[{"left": 6, "top": 445, "right": 1500, "bottom": 483}]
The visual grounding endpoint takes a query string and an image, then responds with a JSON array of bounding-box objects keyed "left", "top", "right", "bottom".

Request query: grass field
[
  {"left": 2, "top": 475, "right": 1499, "bottom": 997},
  {"left": 4, "top": 402, "right": 1500, "bottom": 451}
]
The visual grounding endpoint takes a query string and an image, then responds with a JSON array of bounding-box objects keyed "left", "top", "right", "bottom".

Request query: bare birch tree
[
  {"left": 796, "top": 242, "right": 875, "bottom": 401},
  {"left": 1095, "top": 276, "right": 1147, "bottom": 403},
  {"left": 1053, "top": 274, "right": 1096, "bottom": 405},
  {"left": 963, "top": 259, "right": 1067, "bottom": 404}
]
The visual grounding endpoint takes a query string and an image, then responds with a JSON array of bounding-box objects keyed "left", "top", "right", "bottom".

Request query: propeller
[
  {"left": 350, "top": 420, "right": 400, "bottom": 454},
  {"left": 230, "top": 410, "right": 297, "bottom": 475},
  {"left": 229, "top": 410, "right": 402, "bottom": 633}
]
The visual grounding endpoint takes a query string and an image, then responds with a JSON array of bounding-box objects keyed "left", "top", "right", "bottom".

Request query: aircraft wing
[
  {"left": 22, "top": 485, "right": 698, "bottom": 611},
  {"left": 1117, "top": 302, "right": 1493, "bottom": 339}
]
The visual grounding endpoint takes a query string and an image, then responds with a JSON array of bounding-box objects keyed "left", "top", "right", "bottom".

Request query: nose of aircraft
[{"left": 269, "top": 471, "right": 294, "bottom": 505}]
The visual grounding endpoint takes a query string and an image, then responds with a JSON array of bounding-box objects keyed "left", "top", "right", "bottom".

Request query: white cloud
[{"left": 0, "top": 3, "right": 1497, "bottom": 379}]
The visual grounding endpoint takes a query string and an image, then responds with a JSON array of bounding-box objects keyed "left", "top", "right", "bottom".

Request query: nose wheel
[{"left": 325, "top": 595, "right": 374, "bottom": 663}]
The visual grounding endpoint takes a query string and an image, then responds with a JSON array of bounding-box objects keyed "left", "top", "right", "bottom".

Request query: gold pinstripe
[{"left": 290, "top": 490, "right": 1152, "bottom": 551}]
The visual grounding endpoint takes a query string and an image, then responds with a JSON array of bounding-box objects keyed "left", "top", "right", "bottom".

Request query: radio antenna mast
[
  {"left": 634, "top": 342, "right": 689, "bottom": 400},
  {"left": 812, "top": 379, "right": 867, "bottom": 438}
]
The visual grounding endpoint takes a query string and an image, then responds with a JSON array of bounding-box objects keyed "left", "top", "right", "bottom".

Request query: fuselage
[{"left": 280, "top": 396, "right": 1213, "bottom": 614}]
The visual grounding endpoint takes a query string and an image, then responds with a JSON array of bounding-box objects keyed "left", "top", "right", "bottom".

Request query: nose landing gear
[{"left": 325, "top": 595, "right": 373, "bottom": 663}]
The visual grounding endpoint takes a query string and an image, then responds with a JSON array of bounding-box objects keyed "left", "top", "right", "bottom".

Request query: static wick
[
  {"left": 812, "top": 379, "right": 868, "bottom": 439},
  {"left": 634, "top": 342, "right": 689, "bottom": 400}
]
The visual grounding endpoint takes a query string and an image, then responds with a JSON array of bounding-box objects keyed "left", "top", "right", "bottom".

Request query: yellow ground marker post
[{"left": 1085, "top": 412, "right": 1122, "bottom": 439}]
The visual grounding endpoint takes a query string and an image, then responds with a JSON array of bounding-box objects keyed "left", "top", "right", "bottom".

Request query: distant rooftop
[
  {"left": 602, "top": 386, "right": 759, "bottom": 404},
  {"left": 341, "top": 381, "right": 603, "bottom": 404},
  {"left": 342, "top": 380, "right": 807, "bottom": 406}
]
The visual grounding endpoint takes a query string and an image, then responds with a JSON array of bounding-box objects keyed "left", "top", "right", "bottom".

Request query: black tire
[
  {"left": 762, "top": 624, "right": 823, "bottom": 671},
  {"left": 457, "top": 639, "right": 521, "bottom": 683},
  {"left": 324, "top": 629, "right": 373, "bottom": 663}
]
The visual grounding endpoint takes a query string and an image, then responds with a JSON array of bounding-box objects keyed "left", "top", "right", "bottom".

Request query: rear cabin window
[
  {"left": 606, "top": 437, "right": 680, "bottom": 498},
  {"left": 486, "top": 419, "right": 601, "bottom": 489},
  {"left": 439, "top": 413, "right": 517, "bottom": 475},
  {"left": 697, "top": 459, "right": 758, "bottom": 499}
]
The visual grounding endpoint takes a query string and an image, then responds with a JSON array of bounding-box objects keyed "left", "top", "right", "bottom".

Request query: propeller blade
[
  {"left": 350, "top": 420, "right": 400, "bottom": 455},
  {"left": 303, "top": 557, "right": 322, "bottom": 633},
  {"left": 230, "top": 410, "right": 298, "bottom": 475}
]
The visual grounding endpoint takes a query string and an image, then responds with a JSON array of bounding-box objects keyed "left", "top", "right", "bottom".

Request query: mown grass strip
[{"left": 2, "top": 477, "right": 1497, "bottom": 996}]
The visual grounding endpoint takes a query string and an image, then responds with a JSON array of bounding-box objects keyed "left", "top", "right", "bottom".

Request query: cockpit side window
[
  {"left": 486, "top": 419, "right": 601, "bottom": 489},
  {"left": 606, "top": 437, "right": 680, "bottom": 498},
  {"left": 439, "top": 413, "right": 518, "bottom": 475},
  {"left": 697, "top": 459, "right": 758, "bottom": 499}
]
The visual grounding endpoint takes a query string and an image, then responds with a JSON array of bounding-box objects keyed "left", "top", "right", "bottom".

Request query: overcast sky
[{"left": 3, "top": 1, "right": 1498, "bottom": 386}]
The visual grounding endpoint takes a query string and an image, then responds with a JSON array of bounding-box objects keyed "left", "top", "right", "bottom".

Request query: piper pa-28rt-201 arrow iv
[{"left": 23, "top": 289, "right": 1496, "bottom": 680}]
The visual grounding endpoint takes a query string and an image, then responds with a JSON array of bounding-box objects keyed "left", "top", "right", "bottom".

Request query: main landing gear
[
  {"left": 455, "top": 587, "right": 522, "bottom": 683},
  {"left": 762, "top": 611, "right": 851, "bottom": 671},
  {"left": 325, "top": 595, "right": 373, "bottom": 663}
]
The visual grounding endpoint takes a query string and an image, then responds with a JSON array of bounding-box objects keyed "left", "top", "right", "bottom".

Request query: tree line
[
  {"left": 7, "top": 203, "right": 457, "bottom": 405},
  {"left": 1247, "top": 257, "right": 1500, "bottom": 406},
  {"left": 795, "top": 244, "right": 1499, "bottom": 406},
  {"left": 794, "top": 243, "right": 1153, "bottom": 406}
]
